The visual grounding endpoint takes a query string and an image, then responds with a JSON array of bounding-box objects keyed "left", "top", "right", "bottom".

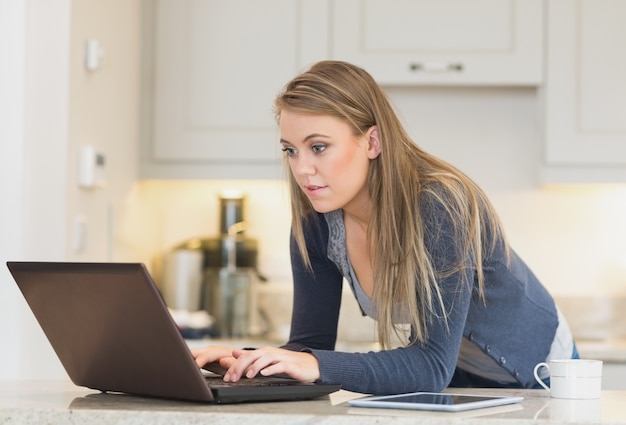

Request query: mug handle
[{"left": 533, "top": 362, "right": 551, "bottom": 392}]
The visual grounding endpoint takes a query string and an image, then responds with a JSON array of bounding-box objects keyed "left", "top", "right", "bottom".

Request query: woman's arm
[{"left": 309, "top": 268, "right": 473, "bottom": 394}]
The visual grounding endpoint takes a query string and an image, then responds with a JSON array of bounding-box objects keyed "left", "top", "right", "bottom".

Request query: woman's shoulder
[
  {"left": 417, "top": 180, "right": 455, "bottom": 217},
  {"left": 419, "top": 177, "right": 490, "bottom": 217},
  {"left": 417, "top": 178, "right": 493, "bottom": 238}
]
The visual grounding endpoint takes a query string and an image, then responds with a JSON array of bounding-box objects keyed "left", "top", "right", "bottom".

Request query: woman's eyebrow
[{"left": 280, "top": 133, "right": 330, "bottom": 145}]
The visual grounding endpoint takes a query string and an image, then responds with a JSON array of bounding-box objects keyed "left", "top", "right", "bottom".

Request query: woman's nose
[{"left": 292, "top": 156, "right": 316, "bottom": 177}]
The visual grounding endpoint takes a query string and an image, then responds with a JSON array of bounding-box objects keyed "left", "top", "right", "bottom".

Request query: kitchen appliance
[
  {"left": 162, "top": 249, "right": 203, "bottom": 311},
  {"left": 162, "top": 190, "right": 267, "bottom": 338}
]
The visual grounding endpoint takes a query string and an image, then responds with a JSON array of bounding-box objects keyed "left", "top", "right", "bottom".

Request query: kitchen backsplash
[{"left": 125, "top": 180, "right": 626, "bottom": 300}]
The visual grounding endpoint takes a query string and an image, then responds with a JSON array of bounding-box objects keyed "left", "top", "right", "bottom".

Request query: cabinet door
[
  {"left": 146, "top": 0, "right": 328, "bottom": 178},
  {"left": 331, "top": 0, "right": 543, "bottom": 85},
  {"left": 544, "top": 0, "right": 626, "bottom": 168}
]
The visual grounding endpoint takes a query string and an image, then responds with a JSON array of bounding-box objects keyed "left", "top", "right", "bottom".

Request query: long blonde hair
[{"left": 274, "top": 61, "right": 508, "bottom": 349}]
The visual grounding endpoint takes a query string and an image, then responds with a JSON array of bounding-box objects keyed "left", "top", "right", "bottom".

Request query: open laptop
[{"left": 6, "top": 261, "right": 341, "bottom": 404}]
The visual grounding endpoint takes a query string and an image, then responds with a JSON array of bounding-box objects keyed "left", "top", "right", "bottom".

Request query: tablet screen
[
  {"left": 385, "top": 393, "right": 494, "bottom": 405},
  {"left": 348, "top": 392, "right": 523, "bottom": 412}
]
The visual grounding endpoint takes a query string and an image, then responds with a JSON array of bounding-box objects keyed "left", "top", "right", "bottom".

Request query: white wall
[
  {"left": 0, "top": 0, "right": 27, "bottom": 380},
  {"left": 0, "top": 0, "right": 70, "bottom": 380},
  {"left": 0, "top": 0, "right": 142, "bottom": 380},
  {"left": 66, "top": 0, "right": 142, "bottom": 264}
]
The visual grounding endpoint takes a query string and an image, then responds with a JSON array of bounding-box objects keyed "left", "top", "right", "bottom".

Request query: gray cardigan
[{"left": 282, "top": 192, "right": 559, "bottom": 395}]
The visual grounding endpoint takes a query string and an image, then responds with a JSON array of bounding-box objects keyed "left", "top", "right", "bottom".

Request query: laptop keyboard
[{"left": 204, "top": 375, "right": 308, "bottom": 387}]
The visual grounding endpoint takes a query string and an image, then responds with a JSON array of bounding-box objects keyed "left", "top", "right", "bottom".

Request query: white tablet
[{"left": 348, "top": 392, "right": 523, "bottom": 412}]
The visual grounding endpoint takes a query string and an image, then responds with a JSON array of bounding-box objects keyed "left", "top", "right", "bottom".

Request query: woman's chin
[{"left": 309, "top": 201, "right": 338, "bottom": 214}]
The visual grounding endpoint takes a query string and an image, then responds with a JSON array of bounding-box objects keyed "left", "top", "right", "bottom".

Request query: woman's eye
[
  {"left": 312, "top": 144, "right": 326, "bottom": 154},
  {"left": 281, "top": 146, "right": 297, "bottom": 156}
]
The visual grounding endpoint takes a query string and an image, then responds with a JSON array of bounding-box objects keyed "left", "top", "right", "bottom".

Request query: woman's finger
[{"left": 189, "top": 345, "right": 233, "bottom": 368}]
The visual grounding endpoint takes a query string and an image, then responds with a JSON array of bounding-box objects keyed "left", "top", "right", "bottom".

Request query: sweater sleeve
[
  {"left": 283, "top": 203, "right": 475, "bottom": 395},
  {"left": 311, "top": 265, "right": 473, "bottom": 395}
]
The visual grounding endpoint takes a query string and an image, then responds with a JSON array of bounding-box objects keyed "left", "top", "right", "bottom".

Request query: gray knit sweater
[{"left": 281, "top": 191, "right": 560, "bottom": 394}]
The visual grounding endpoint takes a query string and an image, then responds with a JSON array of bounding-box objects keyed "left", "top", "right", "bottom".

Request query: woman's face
[{"left": 279, "top": 110, "right": 380, "bottom": 215}]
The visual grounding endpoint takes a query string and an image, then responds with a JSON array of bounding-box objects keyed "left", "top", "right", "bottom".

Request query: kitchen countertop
[{"left": 1, "top": 380, "right": 625, "bottom": 424}]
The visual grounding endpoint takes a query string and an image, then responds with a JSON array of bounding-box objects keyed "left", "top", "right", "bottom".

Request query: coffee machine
[
  {"left": 165, "top": 190, "right": 267, "bottom": 338},
  {"left": 204, "top": 190, "right": 264, "bottom": 338}
]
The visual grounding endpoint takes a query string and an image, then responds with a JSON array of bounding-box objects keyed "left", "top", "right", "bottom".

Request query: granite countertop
[{"left": 1, "top": 380, "right": 625, "bottom": 425}]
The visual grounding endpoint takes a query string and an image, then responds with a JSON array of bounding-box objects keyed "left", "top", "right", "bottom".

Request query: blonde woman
[{"left": 192, "top": 61, "right": 576, "bottom": 394}]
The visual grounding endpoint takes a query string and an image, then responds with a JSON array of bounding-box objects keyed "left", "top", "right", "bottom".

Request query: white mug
[{"left": 533, "top": 359, "right": 603, "bottom": 399}]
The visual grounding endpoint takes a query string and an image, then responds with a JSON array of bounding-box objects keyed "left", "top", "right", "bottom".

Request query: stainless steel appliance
[
  {"left": 162, "top": 190, "right": 267, "bottom": 338},
  {"left": 162, "top": 248, "right": 204, "bottom": 311}
]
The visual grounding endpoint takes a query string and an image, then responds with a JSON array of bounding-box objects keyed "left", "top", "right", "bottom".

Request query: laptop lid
[{"left": 7, "top": 262, "right": 340, "bottom": 403}]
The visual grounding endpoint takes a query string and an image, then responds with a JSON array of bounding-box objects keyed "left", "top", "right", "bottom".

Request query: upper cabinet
[
  {"left": 331, "top": 0, "right": 543, "bottom": 86},
  {"left": 140, "top": 0, "right": 329, "bottom": 179},
  {"left": 542, "top": 0, "right": 626, "bottom": 183},
  {"left": 141, "top": 0, "right": 625, "bottom": 183}
]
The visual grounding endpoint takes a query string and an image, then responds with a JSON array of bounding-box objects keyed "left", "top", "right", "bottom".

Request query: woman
[{"left": 192, "top": 60, "right": 576, "bottom": 394}]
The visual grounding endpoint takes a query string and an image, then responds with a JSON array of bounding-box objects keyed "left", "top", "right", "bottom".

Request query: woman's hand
[
  {"left": 190, "top": 345, "right": 237, "bottom": 375},
  {"left": 190, "top": 345, "right": 320, "bottom": 383},
  {"left": 211, "top": 346, "right": 321, "bottom": 383}
]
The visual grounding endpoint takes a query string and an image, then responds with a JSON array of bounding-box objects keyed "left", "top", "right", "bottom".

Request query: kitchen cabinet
[
  {"left": 331, "top": 0, "right": 543, "bottom": 86},
  {"left": 140, "top": 0, "right": 329, "bottom": 179},
  {"left": 542, "top": 0, "right": 626, "bottom": 183}
]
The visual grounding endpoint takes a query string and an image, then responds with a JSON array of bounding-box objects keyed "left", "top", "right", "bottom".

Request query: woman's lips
[{"left": 305, "top": 184, "right": 327, "bottom": 195}]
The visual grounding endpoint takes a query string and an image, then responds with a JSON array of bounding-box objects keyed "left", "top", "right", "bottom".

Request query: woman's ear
[{"left": 366, "top": 126, "right": 382, "bottom": 159}]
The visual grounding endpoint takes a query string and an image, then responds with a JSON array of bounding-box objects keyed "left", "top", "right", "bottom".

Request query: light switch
[{"left": 78, "top": 145, "right": 106, "bottom": 189}]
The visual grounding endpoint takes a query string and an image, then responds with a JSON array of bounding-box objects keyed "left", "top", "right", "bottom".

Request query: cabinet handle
[{"left": 409, "top": 62, "right": 463, "bottom": 73}]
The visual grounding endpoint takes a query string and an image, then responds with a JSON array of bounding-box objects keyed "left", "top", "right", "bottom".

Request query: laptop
[{"left": 6, "top": 261, "right": 341, "bottom": 404}]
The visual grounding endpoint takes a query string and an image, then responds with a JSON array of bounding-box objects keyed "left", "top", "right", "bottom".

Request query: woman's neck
[{"left": 343, "top": 203, "right": 372, "bottom": 232}]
